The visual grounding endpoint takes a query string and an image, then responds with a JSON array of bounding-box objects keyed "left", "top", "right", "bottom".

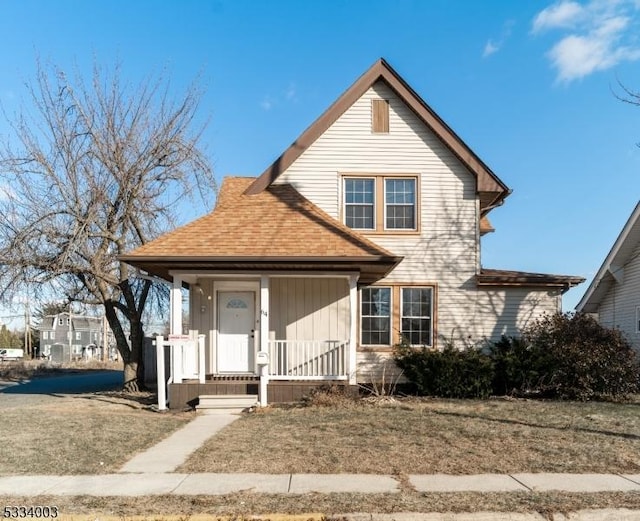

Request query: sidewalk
[{"left": 2, "top": 472, "right": 640, "bottom": 496}]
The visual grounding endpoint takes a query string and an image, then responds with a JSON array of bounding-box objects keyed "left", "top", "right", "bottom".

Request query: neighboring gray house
[
  {"left": 577, "top": 201, "right": 640, "bottom": 350},
  {"left": 38, "top": 312, "right": 114, "bottom": 360}
]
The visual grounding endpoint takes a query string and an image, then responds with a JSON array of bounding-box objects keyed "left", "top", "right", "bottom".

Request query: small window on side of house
[
  {"left": 385, "top": 178, "right": 416, "bottom": 230},
  {"left": 372, "top": 99, "right": 389, "bottom": 133},
  {"left": 361, "top": 287, "right": 391, "bottom": 345},
  {"left": 401, "top": 287, "right": 433, "bottom": 346},
  {"left": 344, "top": 177, "right": 375, "bottom": 230}
]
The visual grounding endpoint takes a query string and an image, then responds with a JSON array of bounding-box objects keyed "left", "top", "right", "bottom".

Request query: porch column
[
  {"left": 349, "top": 274, "right": 358, "bottom": 385},
  {"left": 170, "top": 275, "right": 183, "bottom": 335},
  {"left": 259, "top": 275, "right": 270, "bottom": 406}
]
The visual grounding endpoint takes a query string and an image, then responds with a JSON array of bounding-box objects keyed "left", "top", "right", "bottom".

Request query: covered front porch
[{"left": 160, "top": 271, "right": 359, "bottom": 408}]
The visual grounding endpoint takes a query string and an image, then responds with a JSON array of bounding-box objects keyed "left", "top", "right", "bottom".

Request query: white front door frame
[{"left": 212, "top": 280, "right": 261, "bottom": 374}]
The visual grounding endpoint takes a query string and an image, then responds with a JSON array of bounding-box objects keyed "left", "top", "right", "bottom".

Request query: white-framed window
[
  {"left": 75, "top": 331, "right": 81, "bottom": 340},
  {"left": 384, "top": 178, "right": 416, "bottom": 230},
  {"left": 58, "top": 317, "right": 63, "bottom": 325},
  {"left": 343, "top": 175, "right": 419, "bottom": 232},
  {"left": 344, "top": 177, "right": 375, "bottom": 230},
  {"left": 401, "top": 287, "right": 433, "bottom": 346},
  {"left": 360, "top": 287, "right": 391, "bottom": 345},
  {"left": 42, "top": 331, "right": 48, "bottom": 340}
]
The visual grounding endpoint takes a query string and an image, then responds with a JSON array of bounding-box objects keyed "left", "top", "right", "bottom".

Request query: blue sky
[{"left": 1, "top": 0, "right": 640, "bottom": 321}]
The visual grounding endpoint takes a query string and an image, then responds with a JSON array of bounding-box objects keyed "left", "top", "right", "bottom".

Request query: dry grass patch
[
  {"left": 5, "top": 491, "right": 640, "bottom": 517},
  {"left": 180, "top": 397, "right": 640, "bottom": 474},
  {"left": 0, "top": 392, "right": 192, "bottom": 475}
]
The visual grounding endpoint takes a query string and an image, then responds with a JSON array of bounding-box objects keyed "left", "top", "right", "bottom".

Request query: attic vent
[{"left": 372, "top": 99, "right": 389, "bottom": 133}]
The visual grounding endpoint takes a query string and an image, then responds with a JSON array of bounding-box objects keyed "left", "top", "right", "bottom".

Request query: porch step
[{"left": 196, "top": 394, "right": 258, "bottom": 414}]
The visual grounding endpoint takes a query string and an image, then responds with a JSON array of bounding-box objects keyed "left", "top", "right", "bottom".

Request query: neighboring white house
[
  {"left": 121, "top": 58, "right": 583, "bottom": 408},
  {"left": 576, "top": 201, "right": 640, "bottom": 350}
]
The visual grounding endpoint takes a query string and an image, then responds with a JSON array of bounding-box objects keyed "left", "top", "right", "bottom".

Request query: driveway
[{"left": 0, "top": 370, "right": 123, "bottom": 408}]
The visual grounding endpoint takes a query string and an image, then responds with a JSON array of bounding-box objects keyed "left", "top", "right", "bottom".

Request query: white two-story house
[{"left": 121, "top": 59, "right": 583, "bottom": 408}]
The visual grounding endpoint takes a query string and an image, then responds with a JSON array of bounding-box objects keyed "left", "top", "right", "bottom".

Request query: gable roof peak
[{"left": 245, "top": 58, "right": 510, "bottom": 212}]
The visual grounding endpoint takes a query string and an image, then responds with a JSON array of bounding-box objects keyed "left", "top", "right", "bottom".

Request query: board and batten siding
[
  {"left": 597, "top": 240, "right": 640, "bottom": 350},
  {"left": 268, "top": 277, "right": 349, "bottom": 342}
]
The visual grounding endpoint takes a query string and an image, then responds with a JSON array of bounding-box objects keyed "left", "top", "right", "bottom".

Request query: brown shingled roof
[
  {"left": 121, "top": 177, "right": 402, "bottom": 283},
  {"left": 477, "top": 268, "right": 585, "bottom": 294}
]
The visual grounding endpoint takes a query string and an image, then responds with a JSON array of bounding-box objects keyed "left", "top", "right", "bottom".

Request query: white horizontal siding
[
  {"left": 357, "top": 351, "right": 404, "bottom": 384},
  {"left": 270, "top": 80, "right": 562, "bottom": 379},
  {"left": 597, "top": 241, "right": 640, "bottom": 350}
]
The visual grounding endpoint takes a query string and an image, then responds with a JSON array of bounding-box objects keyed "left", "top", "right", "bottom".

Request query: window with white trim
[
  {"left": 42, "top": 331, "right": 48, "bottom": 340},
  {"left": 344, "top": 178, "right": 375, "bottom": 229},
  {"left": 401, "top": 287, "right": 433, "bottom": 346},
  {"left": 75, "top": 331, "right": 81, "bottom": 340},
  {"left": 343, "top": 175, "right": 418, "bottom": 232},
  {"left": 361, "top": 287, "right": 391, "bottom": 345},
  {"left": 385, "top": 178, "right": 416, "bottom": 229}
]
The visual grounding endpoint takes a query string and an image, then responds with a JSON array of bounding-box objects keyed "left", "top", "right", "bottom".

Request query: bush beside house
[{"left": 394, "top": 312, "right": 640, "bottom": 401}]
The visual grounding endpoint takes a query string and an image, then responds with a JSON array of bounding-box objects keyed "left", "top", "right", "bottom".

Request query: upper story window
[
  {"left": 385, "top": 178, "right": 416, "bottom": 230},
  {"left": 344, "top": 178, "right": 375, "bottom": 230},
  {"left": 343, "top": 175, "right": 418, "bottom": 233}
]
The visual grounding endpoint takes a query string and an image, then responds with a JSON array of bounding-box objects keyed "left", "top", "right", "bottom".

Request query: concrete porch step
[{"left": 196, "top": 394, "right": 258, "bottom": 414}]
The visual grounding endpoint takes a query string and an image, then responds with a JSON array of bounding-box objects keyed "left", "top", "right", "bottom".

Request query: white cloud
[
  {"left": 532, "top": 0, "right": 640, "bottom": 82},
  {"left": 284, "top": 83, "right": 297, "bottom": 101},
  {"left": 260, "top": 96, "right": 274, "bottom": 111},
  {"left": 260, "top": 83, "right": 298, "bottom": 110},
  {"left": 532, "top": 0, "right": 585, "bottom": 33},
  {"left": 482, "top": 20, "right": 515, "bottom": 58},
  {"left": 483, "top": 40, "right": 499, "bottom": 57}
]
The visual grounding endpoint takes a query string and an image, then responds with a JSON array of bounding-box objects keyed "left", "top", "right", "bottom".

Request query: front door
[{"left": 217, "top": 291, "right": 255, "bottom": 373}]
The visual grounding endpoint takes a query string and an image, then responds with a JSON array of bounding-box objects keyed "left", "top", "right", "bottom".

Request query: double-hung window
[
  {"left": 361, "top": 287, "right": 391, "bottom": 345},
  {"left": 344, "top": 178, "right": 375, "bottom": 229},
  {"left": 344, "top": 176, "right": 417, "bottom": 232},
  {"left": 401, "top": 287, "right": 433, "bottom": 346},
  {"left": 385, "top": 178, "right": 416, "bottom": 230}
]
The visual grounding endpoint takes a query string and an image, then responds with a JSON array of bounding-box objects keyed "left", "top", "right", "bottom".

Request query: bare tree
[{"left": 0, "top": 61, "right": 214, "bottom": 391}]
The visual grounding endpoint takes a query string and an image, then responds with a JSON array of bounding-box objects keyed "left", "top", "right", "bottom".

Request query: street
[{"left": 0, "top": 370, "right": 123, "bottom": 408}]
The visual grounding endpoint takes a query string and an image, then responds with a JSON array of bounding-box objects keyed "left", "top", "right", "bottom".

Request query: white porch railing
[
  {"left": 154, "top": 333, "right": 206, "bottom": 411},
  {"left": 268, "top": 339, "right": 349, "bottom": 380}
]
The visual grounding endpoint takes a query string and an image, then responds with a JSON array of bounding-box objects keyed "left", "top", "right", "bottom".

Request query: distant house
[
  {"left": 121, "top": 58, "right": 584, "bottom": 408},
  {"left": 38, "top": 312, "right": 114, "bottom": 360},
  {"left": 577, "top": 201, "right": 640, "bottom": 350}
]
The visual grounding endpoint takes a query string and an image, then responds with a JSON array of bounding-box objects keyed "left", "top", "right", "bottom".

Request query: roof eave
[
  {"left": 244, "top": 58, "right": 510, "bottom": 210},
  {"left": 576, "top": 201, "right": 640, "bottom": 312}
]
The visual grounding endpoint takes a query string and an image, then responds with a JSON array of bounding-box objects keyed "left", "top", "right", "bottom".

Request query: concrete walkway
[
  {"left": 2, "top": 472, "right": 640, "bottom": 496},
  {"left": 119, "top": 412, "right": 240, "bottom": 473}
]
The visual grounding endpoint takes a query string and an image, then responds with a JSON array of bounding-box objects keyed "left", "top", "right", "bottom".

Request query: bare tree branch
[{"left": 0, "top": 60, "right": 215, "bottom": 390}]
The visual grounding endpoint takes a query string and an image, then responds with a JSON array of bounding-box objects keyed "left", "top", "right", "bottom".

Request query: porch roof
[
  {"left": 476, "top": 268, "right": 585, "bottom": 294},
  {"left": 120, "top": 177, "right": 402, "bottom": 285}
]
